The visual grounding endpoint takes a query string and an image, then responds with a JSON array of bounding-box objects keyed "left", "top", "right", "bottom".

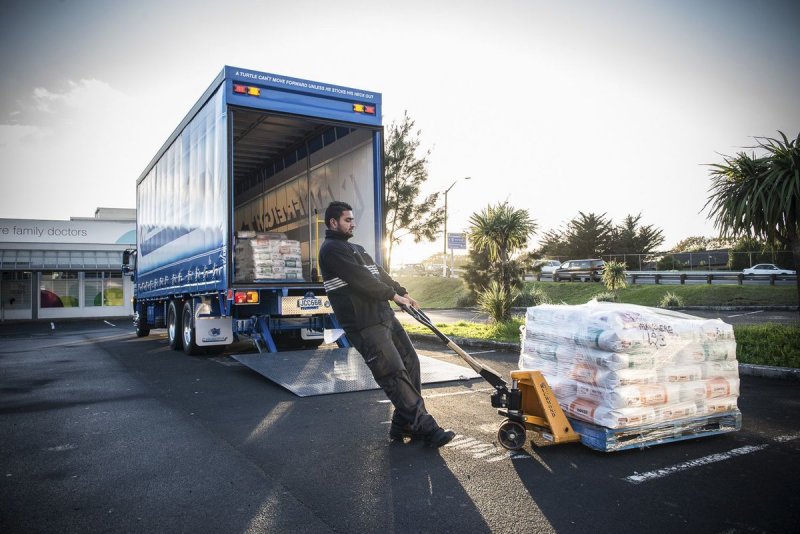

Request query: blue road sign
[{"left": 447, "top": 233, "right": 467, "bottom": 250}]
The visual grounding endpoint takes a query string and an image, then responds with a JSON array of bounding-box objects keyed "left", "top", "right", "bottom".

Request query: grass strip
[{"left": 394, "top": 275, "right": 798, "bottom": 308}]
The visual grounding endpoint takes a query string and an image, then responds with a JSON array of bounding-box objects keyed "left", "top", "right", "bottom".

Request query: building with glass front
[{"left": 0, "top": 208, "right": 135, "bottom": 321}]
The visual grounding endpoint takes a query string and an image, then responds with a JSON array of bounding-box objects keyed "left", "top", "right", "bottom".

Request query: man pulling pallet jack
[
  {"left": 318, "top": 201, "right": 456, "bottom": 448},
  {"left": 319, "top": 200, "right": 578, "bottom": 450}
]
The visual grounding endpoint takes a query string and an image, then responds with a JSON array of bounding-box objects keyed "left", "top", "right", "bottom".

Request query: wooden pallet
[{"left": 569, "top": 410, "right": 742, "bottom": 452}]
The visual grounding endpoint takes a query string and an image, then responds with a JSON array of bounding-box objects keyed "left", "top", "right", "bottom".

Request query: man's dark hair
[{"left": 324, "top": 201, "right": 353, "bottom": 228}]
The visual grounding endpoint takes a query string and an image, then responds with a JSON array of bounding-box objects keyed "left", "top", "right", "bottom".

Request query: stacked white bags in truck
[
  {"left": 234, "top": 232, "right": 303, "bottom": 282},
  {"left": 519, "top": 301, "right": 739, "bottom": 430}
]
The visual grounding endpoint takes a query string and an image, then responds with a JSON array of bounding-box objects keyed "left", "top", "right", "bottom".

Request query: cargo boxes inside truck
[{"left": 231, "top": 122, "right": 379, "bottom": 283}]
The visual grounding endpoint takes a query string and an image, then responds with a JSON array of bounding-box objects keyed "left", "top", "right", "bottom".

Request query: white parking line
[
  {"left": 424, "top": 387, "right": 494, "bottom": 399},
  {"left": 624, "top": 445, "right": 768, "bottom": 484},
  {"left": 445, "top": 434, "right": 530, "bottom": 462},
  {"left": 726, "top": 310, "right": 763, "bottom": 318}
]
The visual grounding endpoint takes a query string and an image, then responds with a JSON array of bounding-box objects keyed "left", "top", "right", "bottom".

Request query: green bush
[
  {"left": 593, "top": 291, "right": 617, "bottom": 302},
  {"left": 478, "top": 281, "right": 519, "bottom": 323},
  {"left": 514, "top": 284, "right": 551, "bottom": 307},
  {"left": 456, "top": 293, "right": 477, "bottom": 307},
  {"left": 659, "top": 291, "right": 684, "bottom": 308},
  {"left": 602, "top": 260, "right": 627, "bottom": 294}
]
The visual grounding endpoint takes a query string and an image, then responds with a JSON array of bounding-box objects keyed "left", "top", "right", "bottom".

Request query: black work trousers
[{"left": 347, "top": 316, "right": 437, "bottom": 433}]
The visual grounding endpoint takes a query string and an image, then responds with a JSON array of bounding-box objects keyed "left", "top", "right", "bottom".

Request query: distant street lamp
[{"left": 443, "top": 176, "right": 471, "bottom": 277}]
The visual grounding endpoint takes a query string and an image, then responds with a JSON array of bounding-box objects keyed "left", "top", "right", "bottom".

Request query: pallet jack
[{"left": 402, "top": 305, "right": 581, "bottom": 450}]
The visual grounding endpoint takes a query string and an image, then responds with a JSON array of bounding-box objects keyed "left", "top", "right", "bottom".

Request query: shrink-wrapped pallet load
[
  {"left": 519, "top": 301, "right": 741, "bottom": 450},
  {"left": 234, "top": 232, "right": 304, "bottom": 282}
]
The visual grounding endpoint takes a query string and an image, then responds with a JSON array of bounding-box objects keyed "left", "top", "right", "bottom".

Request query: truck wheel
[
  {"left": 181, "top": 301, "right": 201, "bottom": 356},
  {"left": 167, "top": 300, "right": 183, "bottom": 350},
  {"left": 135, "top": 323, "right": 150, "bottom": 338}
]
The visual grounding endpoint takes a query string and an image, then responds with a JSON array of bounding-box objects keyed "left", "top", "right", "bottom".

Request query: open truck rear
[{"left": 124, "top": 66, "right": 383, "bottom": 355}]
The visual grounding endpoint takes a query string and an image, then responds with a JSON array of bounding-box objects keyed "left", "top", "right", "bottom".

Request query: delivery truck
[{"left": 123, "top": 66, "right": 384, "bottom": 355}]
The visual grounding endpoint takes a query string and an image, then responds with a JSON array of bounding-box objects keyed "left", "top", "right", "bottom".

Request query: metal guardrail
[
  {"left": 533, "top": 271, "right": 797, "bottom": 285},
  {"left": 626, "top": 271, "right": 795, "bottom": 286}
]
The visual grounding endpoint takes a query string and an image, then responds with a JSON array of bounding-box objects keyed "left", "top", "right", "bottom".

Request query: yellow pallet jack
[{"left": 402, "top": 306, "right": 580, "bottom": 450}]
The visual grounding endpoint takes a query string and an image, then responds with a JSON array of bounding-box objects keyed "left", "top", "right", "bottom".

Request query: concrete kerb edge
[
  {"left": 407, "top": 333, "right": 800, "bottom": 382},
  {"left": 738, "top": 364, "right": 800, "bottom": 381}
]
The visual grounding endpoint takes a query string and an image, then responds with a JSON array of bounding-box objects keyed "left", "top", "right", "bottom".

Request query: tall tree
[
  {"left": 609, "top": 214, "right": 665, "bottom": 255},
  {"left": 468, "top": 202, "right": 537, "bottom": 293},
  {"left": 567, "top": 212, "right": 613, "bottom": 257},
  {"left": 537, "top": 212, "right": 613, "bottom": 259},
  {"left": 704, "top": 131, "right": 800, "bottom": 308},
  {"left": 383, "top": 111, "right": 444, "bottom": 268}
]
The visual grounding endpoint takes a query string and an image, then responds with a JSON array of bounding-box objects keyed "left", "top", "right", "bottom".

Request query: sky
[{"left": 1, "top": 0, "right": 798, "bottom": 266}]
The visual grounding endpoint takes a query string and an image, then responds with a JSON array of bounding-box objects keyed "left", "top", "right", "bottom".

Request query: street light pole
[{"left": 443, "top": 176, "right": 471, "bottom": 277}]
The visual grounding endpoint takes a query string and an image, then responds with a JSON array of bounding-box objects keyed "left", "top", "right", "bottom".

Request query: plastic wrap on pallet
[
  {"left": 519, "top": 301, "right": 740, "bottom": 439},
  {"left": 234, "top": 235, "right": 304, "bottom": 282}
]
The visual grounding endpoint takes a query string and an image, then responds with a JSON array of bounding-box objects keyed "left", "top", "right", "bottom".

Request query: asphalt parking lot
[{"left": 1, "top": 319, "right": 799, "bottom": 533}]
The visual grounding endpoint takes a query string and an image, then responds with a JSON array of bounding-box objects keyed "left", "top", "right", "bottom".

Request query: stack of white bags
[
  {"left": 519, "top": 301, "right": 739, "bottom": 430},
  {"left": 234, "top": 232, "right": 303, "bottom": 282}
]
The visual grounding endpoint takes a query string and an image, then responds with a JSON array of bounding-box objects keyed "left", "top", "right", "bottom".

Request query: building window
[
  {"left": 85, "top": 271, "right": 123, "bottom": 307},
  {"left": 1, "top": 271, "right": 31, "bottom": 310},
  {"left": 40, "top": 271, "right": 80, "bottom": 308}
]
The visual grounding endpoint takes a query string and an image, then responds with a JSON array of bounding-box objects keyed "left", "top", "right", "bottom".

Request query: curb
[
  {"left": 408, "top": 333, "right": 800, "bottom": 382},
  {"left": 738, "top": 364, "right": 800, "bottom": 381}
]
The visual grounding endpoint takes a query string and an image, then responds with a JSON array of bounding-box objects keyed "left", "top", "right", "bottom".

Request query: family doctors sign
[{"left": 0, "top": 219, "right": 135, "bottom": 245}]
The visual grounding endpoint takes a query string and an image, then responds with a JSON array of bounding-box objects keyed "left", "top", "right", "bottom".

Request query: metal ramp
[{"left": 231, "top": 348, "right": 480, "bottom": 397}]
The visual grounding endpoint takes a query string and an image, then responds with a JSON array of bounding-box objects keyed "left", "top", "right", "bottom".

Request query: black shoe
[
  {"left": 389, "top": 422, "right": 413, "bottom": 441},
  {"left": 424, "top": 427, "right": 456, "bottom": 448},
  {"left": 390, "top": 422, "right": 448, "bottom": 443}
]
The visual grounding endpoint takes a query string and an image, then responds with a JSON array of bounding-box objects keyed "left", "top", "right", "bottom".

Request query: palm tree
[
  {"left": 704, "top": 131, "right": 800, "bottom": 309},
  {"left": 468, "top": 202, "right": 538, "bottom": 293},
  {"left": 601, "top": 260, "right": 628, "bottom": 301}
]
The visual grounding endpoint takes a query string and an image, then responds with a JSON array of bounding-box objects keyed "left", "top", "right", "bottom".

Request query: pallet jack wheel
[{"left": 497, "top": 419, "right": 527, "bottom": 450}]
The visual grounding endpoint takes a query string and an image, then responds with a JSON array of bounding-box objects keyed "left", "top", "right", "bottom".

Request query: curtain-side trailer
[{"left": 123, "top": 66, "right": 383, "bottom": 355}]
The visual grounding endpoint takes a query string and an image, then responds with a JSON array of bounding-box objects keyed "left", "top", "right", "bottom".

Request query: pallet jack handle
[{"left": 400, "top": 305, "right": 509, "bottom": 392}]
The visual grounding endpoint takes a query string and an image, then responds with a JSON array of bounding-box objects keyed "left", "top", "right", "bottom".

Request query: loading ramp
[{"left": 232, "top": 347, "right": 480, "bottom": 397}]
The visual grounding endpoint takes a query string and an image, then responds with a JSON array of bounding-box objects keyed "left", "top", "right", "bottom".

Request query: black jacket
[{"left": 318, "top": 229, "right": 407, "bottom": 331}]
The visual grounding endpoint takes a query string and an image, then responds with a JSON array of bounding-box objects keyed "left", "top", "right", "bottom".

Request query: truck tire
[
  {"left": 135, "top": 323, "right": 150, "bottom": 338},
  {"left": 167, "top": 300, "right": 183, "bottom": 350},
  {"left": 181, "top": 301, "right": 201, "bottom": 356}
]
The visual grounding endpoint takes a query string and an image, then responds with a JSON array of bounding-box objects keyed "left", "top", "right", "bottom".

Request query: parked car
[
  {"left": 552, "top": 259, "right": 605, "bottom": 282},
  {"left": 742, "top": 264, "right": 796, "bottom": 276},
  {"left": 538, "top": 260, "right": 562, "bottom": 275}
]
